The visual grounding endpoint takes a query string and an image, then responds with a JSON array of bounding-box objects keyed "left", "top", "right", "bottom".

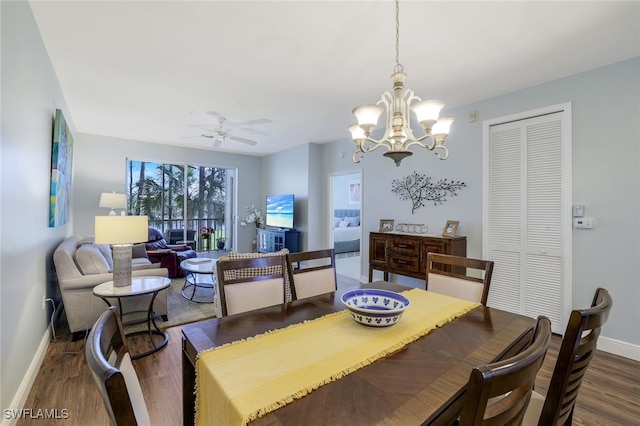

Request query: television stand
[{"left": 257, "top": 228, "right": 300, "bottom": 253}]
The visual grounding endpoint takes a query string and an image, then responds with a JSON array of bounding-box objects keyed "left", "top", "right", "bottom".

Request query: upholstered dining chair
[
  {"left": 85, "top": 306, "right": 151, "bottom": 426},
  {"left": 458, "top": 316, "right": 552, "bottom": 426},
  {"left": 425, "top": 253, "right": 495, "bottom": 306},
  {"left": 216, "top": 255, "right": 287, "bottom": 316},
  {"left": 286, "top": 248, "right": 337, "bottom": 300},
  {"left": 522, "top": 287, "right": 613, "bottom": 426}
]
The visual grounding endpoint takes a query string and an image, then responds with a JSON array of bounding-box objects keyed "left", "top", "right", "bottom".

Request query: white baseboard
[
  {"left": 2, "top": 329, "right": 51, "bottom": 426},
  {"left": 598, "top": 336, "right": 640, "bottom": 361}
]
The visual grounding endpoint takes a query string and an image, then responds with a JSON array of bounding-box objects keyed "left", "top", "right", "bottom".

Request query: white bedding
[{"left": 333, "top": 226, "right": 360, "bottom": 242}]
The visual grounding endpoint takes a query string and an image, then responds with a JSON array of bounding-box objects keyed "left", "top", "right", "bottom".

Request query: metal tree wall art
[{"left": 391, "top": 172, "right": 466, "bottom": 214}]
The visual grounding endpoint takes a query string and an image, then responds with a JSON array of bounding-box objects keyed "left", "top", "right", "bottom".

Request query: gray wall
[{"left": 0, "top": 0, "right": 73, "bottom": 412}]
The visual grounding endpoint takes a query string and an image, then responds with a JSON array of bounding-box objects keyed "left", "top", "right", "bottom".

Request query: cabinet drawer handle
[
  {"left": 396, "top": 260, "right": 409, "bottom": 265},
  {"left": 398, "top": 244, "right": 409, "bottom": 248}
]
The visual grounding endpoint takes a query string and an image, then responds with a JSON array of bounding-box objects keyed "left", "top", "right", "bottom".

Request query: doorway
[{"left": 329, "top": 171, "right": 362, "bottom": 281}]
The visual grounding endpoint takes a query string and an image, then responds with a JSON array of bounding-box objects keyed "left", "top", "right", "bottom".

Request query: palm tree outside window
[{"left": 126, "top": 160, "right": 233, "bottom": 251}]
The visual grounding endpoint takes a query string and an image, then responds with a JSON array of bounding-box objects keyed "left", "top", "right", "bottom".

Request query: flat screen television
[{"left": 265, "top": 194, "right": 294, "bottom": 229}]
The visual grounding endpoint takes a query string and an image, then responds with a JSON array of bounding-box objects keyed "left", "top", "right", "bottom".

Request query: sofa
[
  {"left": 146, "top": 228, "right": 198, "bottom": 278},
  {"left": 53, "top": 235, "right": 169, "bottom": 334}
]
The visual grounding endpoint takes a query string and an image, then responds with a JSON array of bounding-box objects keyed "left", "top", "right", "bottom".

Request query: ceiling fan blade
[
  {"left": 229, "top": 135, "right": 257, "bottom": 145},
  {"left": 234, "top": 118, "right": 272, "bottom": 126},
  {"left": 180, "top": 134, "right": 213, "bottom": 139}
]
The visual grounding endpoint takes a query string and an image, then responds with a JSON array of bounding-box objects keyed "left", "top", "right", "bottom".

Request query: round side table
[
  {"left": 93, "top": 276, "right": 171, "bottom": 359},
  {"left": 180, "top": 258, "right": 217, "bottom": 304}
]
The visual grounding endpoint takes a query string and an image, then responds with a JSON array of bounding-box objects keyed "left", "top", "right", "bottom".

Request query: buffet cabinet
[{"left": 368, "top": 232, "right": 467, "bottom": 284}]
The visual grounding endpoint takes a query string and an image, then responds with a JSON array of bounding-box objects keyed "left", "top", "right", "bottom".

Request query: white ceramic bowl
[{"left": 341, "top": 289, "right": 410, "bottom": 327}]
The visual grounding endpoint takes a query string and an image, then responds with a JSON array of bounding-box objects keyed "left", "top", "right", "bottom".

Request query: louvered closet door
[{"left": 485, "top": 110, "right": 570, "bottom": 334}]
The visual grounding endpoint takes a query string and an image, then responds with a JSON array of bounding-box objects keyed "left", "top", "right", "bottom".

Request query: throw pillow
[
  {"left": 333, "top": 217, "right": 343, "bottom": 228},
  {"left": 75, "top": 244, "right": 111, "bottom": 275},
  {"left": 338, "top": 220, "right": 349, "bottom": 228},
  {"left": 131, "top": 243, "right": 148, "bottom": 259},
  {"left": 345, "top": 216, "right": 360, "bottom": 227}
]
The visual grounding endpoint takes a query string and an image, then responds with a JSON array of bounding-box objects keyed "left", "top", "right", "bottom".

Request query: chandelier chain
[{"left": 394, "top": 0, "right": 403, "bottom": 73}]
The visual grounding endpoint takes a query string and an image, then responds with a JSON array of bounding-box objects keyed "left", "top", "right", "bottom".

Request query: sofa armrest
[{"left": 166, "top": 244, "right": 190, "bottom": 251}]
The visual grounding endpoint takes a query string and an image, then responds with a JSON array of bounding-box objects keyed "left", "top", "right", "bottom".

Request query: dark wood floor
[{"left": 19, "top": 282, "right": 640, "bottom": 425}]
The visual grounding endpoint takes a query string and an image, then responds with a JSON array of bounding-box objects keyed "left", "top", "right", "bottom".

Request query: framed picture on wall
[
  {"left": 348, "top": 180, "right": 361, "bottom": 205},
  {"left": 379, "top": 219, "right": 394, "bottom": 232},
  {"left": 442, "top": 220, "right": 459, "bottom": 237}
]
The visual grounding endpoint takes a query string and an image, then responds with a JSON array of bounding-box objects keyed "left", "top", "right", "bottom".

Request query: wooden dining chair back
[
  {"left": 458, "top": 316, "right": 551, "bottom": 426},
  {"left": 426, "top": 253, "right": 495, "bottom": 305},
  {"left": 85, "top": 306, "right": 151, "bottom": 426},
  {"left": 216, "top": 255, "right": 287, "bottom": 316},
  {"left": 523, "top": 287, "right": 613, "bottom": 426},
  {"left": 286, "top": 248, "right": 337, "bottom": 300}
]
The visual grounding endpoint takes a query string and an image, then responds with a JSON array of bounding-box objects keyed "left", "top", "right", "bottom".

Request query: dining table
[{"left": 181, "top": 281, "right": 534, "bottom": 426}]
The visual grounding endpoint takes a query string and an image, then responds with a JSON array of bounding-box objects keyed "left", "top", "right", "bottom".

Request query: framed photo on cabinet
[
  {"left": 442, "top": 220, "right": 459, "bottom": 237},
  {"left": 379, "top": 219, "right": 394, "bottom": 232}
]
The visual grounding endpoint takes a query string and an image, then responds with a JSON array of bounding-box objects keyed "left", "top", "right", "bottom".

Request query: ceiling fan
[{"left": 182, "top": 112, "right": 270, "bottom": 147}]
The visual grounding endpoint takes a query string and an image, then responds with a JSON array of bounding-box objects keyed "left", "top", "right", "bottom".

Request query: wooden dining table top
[{"left": 181, "top": 281, "right": 534, "bottom": 426}]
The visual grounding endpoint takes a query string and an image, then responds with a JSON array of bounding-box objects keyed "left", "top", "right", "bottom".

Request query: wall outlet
[
  {"left": 573, "top": 204, "right": 585, "bottom": 217},
  {"left": 42, "top": 295, "right": 46, "bottom": 310}
]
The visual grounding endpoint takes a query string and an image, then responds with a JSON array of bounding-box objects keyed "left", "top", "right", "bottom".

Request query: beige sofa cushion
[{"left": 75, "top": 244, "right": 111, "bottom": 275}]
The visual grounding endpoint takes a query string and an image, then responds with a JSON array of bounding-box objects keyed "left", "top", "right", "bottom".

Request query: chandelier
[{"left": 349, "top": 0, "right": 454, "bottom": 167}]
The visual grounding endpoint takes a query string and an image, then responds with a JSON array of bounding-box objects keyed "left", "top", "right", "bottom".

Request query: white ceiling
[{"left": 29, "top": 1, "right": 640, "bottom": 156}]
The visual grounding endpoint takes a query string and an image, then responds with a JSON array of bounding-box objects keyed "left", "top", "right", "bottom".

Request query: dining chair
[
  {"left": 216, "top": 255, "right": 287, "bottom": 316},
  {"left": 85, "top": 306, "right": 151, "bottom": 426},
  {"left": 425, "top": 253, "right": 495, "bottom": 305},
  {"left": 522, "top": 287, "right": 613, "bottom": 426},
  {"left": 286, "top": 248, "right": 337, "bottom": 300},
  {"left": 458, "top": 315, "right": 552, "bottom": 426}
]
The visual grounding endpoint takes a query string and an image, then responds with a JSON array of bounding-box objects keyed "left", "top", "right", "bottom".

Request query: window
[{"left": 126, "top": 160, "right": 234, "bottom": 251}]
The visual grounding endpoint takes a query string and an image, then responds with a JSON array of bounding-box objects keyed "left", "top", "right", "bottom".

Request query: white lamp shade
[
  {"left": 348, "top": 124, "right": 366, "bottom": 140},
  {"left": 95, "top": 216, "right": 149, "bottom": 245},
  {"left": 352, "top": 104, "right": 383, "bottom": 127},
  {"left": 99, "top": 192, "right": 127, "bottom": 209},
  {"left": 411, "top": 99, "right": 445, "bottom": 123},
  {"left": 431, "top": 116, "right": 455, "bottom": 136}
]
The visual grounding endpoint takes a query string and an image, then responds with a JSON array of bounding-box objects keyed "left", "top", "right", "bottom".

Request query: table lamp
[
  {"left": 99, "top": 192, "right": 127, "bottom": 216},
  {"left": 95, "top": 215, "right": 149, "bottom": 287}
]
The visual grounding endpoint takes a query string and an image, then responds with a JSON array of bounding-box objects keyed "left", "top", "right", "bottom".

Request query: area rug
[{"left": 124, "top": 278, "right": 217, "bottom": 334}]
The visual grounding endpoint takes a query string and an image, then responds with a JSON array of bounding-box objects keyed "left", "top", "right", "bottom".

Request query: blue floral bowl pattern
[{"left": 341, "top": 289, "right": 410, "bottom": 327}]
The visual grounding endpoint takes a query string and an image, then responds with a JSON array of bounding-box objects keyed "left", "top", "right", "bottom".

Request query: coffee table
[
  {"left": 93, "top": 276, "right": 171, "bottom": 359},
  {"left": 180, "top": 258, "right": 217, "bottom": 304}
]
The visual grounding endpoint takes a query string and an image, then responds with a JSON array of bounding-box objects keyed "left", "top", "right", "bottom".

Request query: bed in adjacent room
[{"left": 333, "top": 209, "right": 361, "bottom": 254}]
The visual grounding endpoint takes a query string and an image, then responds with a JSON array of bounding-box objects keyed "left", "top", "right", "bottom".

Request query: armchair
[{"left": 145, "top": 228, "right": 197, "bottom": 278}]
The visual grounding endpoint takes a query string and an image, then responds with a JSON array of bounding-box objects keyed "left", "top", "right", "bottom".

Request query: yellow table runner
[{"left": 195, "top": 289, "right": 480, "bottom": 426}]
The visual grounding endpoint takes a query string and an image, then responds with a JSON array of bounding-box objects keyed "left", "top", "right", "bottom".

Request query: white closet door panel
[
  {"left": 524, "top": 254, "right": 563, "bottom": 327},
  {"left": 526, "top": 117, "right": 563, "bottom": 255},
  {"left": 489, "top": 125, "right": 522, "bottom": 247},
  {"left": 487, "top": 249, "right": 522, "bottom": 313}
]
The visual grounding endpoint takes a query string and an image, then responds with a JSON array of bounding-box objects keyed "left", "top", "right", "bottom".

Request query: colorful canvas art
[{"left": 49, "top": 109, "right": 74, "bottom": 227}]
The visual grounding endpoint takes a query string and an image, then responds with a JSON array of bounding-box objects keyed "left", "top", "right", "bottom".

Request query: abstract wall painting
[{"left": 49, "top": 109, "right": 74, "bottom": 227}]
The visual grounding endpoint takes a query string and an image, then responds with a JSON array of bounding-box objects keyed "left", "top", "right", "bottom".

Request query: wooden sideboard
[{"left": 368, "top": 232, "right": 467, "bottom": 284}]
